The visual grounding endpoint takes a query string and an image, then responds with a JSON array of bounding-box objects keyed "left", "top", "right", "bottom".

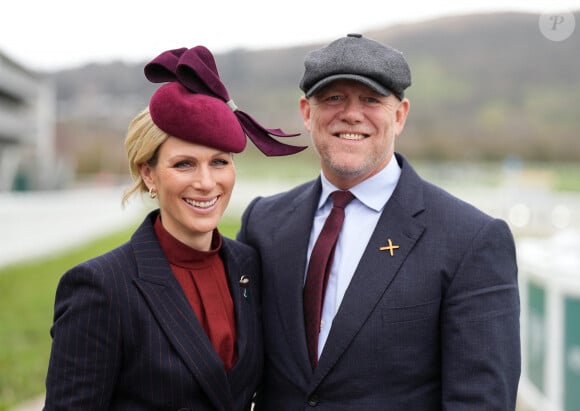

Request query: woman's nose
[{"left": 192, "top": 166, "right": 216, "bottom": 190}]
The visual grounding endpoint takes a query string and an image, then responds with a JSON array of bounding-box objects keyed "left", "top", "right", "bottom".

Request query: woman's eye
[
  {"left": 174, "top": 161, "right": 192, "bottom": 169},
  {"left": 212, "top": 159, "right": 230, "bottom": 167}
]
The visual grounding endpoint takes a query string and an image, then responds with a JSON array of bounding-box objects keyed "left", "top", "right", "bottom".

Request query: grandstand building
[{"left": 0, "top": 50, "right": 56, "bottom": 191}]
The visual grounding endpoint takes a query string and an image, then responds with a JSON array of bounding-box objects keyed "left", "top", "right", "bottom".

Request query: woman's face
[{"left": 140, "top": 136, "right": 235, "bottom": 250}]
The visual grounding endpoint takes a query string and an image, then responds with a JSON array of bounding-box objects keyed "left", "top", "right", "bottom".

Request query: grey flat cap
[{"left": 299, "top": 33, "right": 411, "bottom": 100}]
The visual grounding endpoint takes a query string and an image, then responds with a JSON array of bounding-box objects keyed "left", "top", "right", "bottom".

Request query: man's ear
[
  {"left": 394, "top": 98, "right": 410, "bottom": 137},
  {"left": 299, "top": 96, "right": 312, "bottom": 132}
]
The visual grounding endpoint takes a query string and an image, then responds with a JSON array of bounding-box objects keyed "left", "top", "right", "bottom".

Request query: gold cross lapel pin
[{"left": 379, "top": 238, "right": 400, "bottom": 256}]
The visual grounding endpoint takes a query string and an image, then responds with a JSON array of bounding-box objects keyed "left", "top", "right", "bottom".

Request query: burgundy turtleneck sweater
[{"left": 154, "top": 216, "right": 237, "bottom": 371}]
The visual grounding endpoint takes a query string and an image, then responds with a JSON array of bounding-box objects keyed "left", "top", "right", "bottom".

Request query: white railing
[{"left": 518, "top": 230, "right": 580, "bottom": 411}]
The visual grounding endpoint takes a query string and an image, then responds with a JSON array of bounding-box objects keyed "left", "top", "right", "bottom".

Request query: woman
[{"left": 43, "top": 46, "right": 305, "bottom": 411}]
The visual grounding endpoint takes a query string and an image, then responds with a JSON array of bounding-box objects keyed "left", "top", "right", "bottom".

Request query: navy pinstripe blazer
[
  {"left": 238, "top": 153, "right": 520, "bottom": 410},
  {"left": 44, "top": 210, "right": 262, "bottom": 411}
]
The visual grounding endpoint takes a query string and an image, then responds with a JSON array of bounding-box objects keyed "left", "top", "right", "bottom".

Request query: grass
[
  {"left": 0, "top": 217, "right": 241, "bottom": 411},
  {"left": 1, "top": 159, "right": 578, "bottom": 410}
]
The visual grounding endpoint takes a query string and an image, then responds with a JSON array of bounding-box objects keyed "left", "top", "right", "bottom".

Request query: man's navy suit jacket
[
  {"left": 45, "top": 210, "right": 263, "bottom": 411},
  {"left": 237, "top": 154, "right": 520, "bottom": 410}
]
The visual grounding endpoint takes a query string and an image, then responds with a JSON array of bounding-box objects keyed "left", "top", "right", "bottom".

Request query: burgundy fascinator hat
[{"left": 144, "top": 46, "right": 306, "bottom": 156}]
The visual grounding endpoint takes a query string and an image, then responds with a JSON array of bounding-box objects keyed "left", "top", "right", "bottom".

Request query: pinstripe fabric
[{"left": 44, "top": 210, "right": 263, "bottom": 411}]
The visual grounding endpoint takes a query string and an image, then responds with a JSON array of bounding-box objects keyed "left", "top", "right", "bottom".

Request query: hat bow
[{"left": 145, "top": 46, "right": 306, "bottom": 156}]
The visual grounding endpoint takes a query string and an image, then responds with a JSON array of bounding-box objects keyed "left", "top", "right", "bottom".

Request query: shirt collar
[
  {"left": 319, "top": 156, "right": 401, "bottom": 212},
  {"left": 153, "top": 214, "right": 222, "bottom": 267}
]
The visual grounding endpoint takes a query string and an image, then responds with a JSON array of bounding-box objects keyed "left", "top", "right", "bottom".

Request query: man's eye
[
  {"left": 322, "top": 95, "right": 343, "bottom": 104},
  {"left": 363, "top": 97, "right": 380, "bottom": 104}
]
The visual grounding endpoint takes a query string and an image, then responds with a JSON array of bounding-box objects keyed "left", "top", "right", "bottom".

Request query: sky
[{"left": 1, "top": 0, "right": 579, "bottom": 71}]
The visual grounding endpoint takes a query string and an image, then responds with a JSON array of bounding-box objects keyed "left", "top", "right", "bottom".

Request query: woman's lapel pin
[{"left": 239, "top": 275, "right": 250, "bottom": 300}]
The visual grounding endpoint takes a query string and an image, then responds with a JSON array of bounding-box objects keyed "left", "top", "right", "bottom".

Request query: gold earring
[{"left": 149, "top": 187, "right": 158, "bottom": 199}]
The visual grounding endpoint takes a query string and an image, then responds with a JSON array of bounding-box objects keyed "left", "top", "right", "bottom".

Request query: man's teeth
[
  {"left": 338, "top": 133, "right": 365, "bottom": 140},
  {"left": 185, "top": 197, "right": 218, "bottom": 208}
]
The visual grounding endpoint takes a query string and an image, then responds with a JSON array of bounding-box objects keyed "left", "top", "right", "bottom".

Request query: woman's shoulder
[
  {"left": 65, "top": 240, "right": 136, "bottom": 280},
  {"left": 221, "top": 235, "right": 258, "bottom": 258}
]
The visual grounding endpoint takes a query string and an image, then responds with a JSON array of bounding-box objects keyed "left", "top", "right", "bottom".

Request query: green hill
[{"left": 50, "top": 11, "right": 580, "bottom": 174}]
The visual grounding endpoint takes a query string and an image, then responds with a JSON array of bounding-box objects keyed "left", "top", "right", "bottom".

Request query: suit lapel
[
  {"left": 271, "top": 181, "right": 321, "bottom": 376},
  {"left": 131, "top": 214, "right": 232, "bottom": 411},
  {"left": 315, "top": 156, "right": 426, "bottom": 382}
]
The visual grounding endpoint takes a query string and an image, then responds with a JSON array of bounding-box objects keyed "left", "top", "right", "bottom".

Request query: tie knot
[{"left": 330, "top": 190, "right": 354, "bottom": 209}]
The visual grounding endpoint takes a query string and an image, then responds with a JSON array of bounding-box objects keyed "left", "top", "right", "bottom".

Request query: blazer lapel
[
  {"left": 315, "top": 156, "right": 426, "bottom": 382},
  {"left": 221, "top": 242, "right": 247, "bottom": 365},
  {"left": 131, "top": 215, "right": 232, "bottom": 411},
  {"left": 220, "top": 238, "right": 256, "bottom": 378}
]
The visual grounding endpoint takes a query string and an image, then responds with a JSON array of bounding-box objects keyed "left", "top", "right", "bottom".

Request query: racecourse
[{"left": 3, "top": 180, "right": 580, "bottom": 411}]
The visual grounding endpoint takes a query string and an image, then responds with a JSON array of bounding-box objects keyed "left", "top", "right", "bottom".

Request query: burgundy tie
[{"left": 304, "top": 190, "right": 354, "bottom": 369}]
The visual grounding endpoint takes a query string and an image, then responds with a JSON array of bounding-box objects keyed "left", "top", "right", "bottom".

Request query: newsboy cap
[{"left": 300, "top": 33, "right": 411, "bottom": 100}]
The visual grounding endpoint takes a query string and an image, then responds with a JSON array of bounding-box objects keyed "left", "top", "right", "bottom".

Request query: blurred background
[{"left": 1, "top": 1, "right": 579, "bottom": 410}]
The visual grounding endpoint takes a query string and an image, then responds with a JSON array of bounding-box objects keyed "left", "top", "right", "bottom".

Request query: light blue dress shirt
[{"left": 306, "top": 158, "right": 402, "bottom": 359}]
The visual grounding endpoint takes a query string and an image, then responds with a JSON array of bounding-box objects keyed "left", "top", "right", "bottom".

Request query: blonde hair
[{"left": 122, "top": 107, "right": 169, "bottom": 206}]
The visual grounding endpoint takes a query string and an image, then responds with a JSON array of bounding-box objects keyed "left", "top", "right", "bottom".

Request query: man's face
[{"left": 300, "top": 80, "right": 409, "bottom": 189}]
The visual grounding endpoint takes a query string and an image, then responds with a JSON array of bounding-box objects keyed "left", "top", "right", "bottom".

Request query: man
[{"left": 237, "top": 33, "right": 520, "bottom": 410}]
